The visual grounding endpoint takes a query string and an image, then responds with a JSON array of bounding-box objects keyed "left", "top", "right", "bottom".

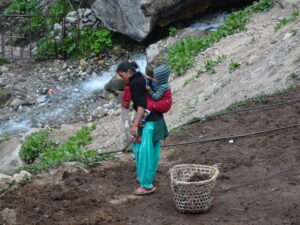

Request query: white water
[
  {"left": 0, "top": 52, "right": 148, "bottom": 136},
  {"left": 190, "top": 11, "right": 229, "bottom": 31},
  {"left": 0, "top": 120, "right": 31, "bottom": 135}
]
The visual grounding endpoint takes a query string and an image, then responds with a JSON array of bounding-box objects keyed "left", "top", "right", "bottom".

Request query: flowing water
[{"left": 0, "top": 52, "right": 148, "bottom": 136}]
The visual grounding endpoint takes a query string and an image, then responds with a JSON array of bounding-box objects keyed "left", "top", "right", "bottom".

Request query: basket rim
[{"left": 170, "top": 164, "right": 219, "bottom": 185}]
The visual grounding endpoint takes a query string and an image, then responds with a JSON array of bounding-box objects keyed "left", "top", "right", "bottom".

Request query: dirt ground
[{"left": 1, "top": 87, "right": 300, "bottom": 225}]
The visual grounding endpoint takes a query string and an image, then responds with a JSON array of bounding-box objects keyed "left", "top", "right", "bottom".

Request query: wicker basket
[{"left": 170, "top": 164, "right": 219, "bottom": 213}]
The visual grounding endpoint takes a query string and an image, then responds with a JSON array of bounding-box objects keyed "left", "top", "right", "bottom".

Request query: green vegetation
[
  {"left": 198, "top": 54, "right": 227, "bottom": 75},
  {"left": 5, "top": 0, "right": 46, "bottom": 37},
  {"left": 47, "top": 0, "right": 72, "bottom": 27},
  {"left": 228, "top": 60, "right": 240, "bottom": 73},
  {"left": 275, "top": 11, "right": 300, "bottom": 31},
  {"left": 180, "top": 95, "right": 199, "bottom": 118},
  {"left": 169, "top": 27, "right": 178, "bottom": 37},
  {"left": 0, "top": 59, "right": 9, "bottom": 66},
  {"left": 5, "top": 0, "right": 40, "bottom": 14},
  {"left": 19, "top": 129, "right": 56, "bottom": 164},
  {"left": 287, "top": 72, "right": 299, "bottom": 80},
  {"left": 165, "top": 0, "right": 275, "bottom": 76},
  {"left": 183, "top": 55, "right": 227, "bottom": 87},
  {"left": 5, "top": 0, "right": 113, "bottom": 58},
  {"left": 37, "top": 27, "right": 113, "bottom": 58},
  {"left": 0, "top": 135, "right": 10, "bottom": 143},
  {"left": 19, "top": 125, "right": 115, "bottom": 174}
]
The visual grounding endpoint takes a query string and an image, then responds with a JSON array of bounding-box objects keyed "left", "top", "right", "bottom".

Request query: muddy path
[{"left": 1, "top": 87, "right": 300, "bottom": 225}]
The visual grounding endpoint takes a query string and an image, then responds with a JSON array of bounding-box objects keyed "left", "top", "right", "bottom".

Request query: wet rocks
[
  {"left": 104, "top": 75, "right": 125, "bottom": 92},
  {"left": 10, "top": 98, "right": 25, "bottom": 110}
]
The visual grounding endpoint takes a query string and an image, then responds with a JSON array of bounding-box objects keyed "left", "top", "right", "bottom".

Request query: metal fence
[
  {"left": 0, "top": 0, "right": 88, "bottom": 60},
  {"left": 0, "top": 13, "right": 67, "bottom": 60}
]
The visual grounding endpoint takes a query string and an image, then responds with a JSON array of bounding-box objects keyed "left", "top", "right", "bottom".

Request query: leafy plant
[
  {"left": 19, "top": 129, "right": 56, "bottom": 164},
  {"left": 36, "top": 28, "right": 113, "bottom": 58},
  {"left": 18, "top": 124, "right": 114, "bottom": 173},
  {"left": 275, "top": 11, "right": 300, "bottom": 31},
  {"left": 228, "top": 60, "right": 240, "bottom": 73},
  {"left": 180, "top": 96, "right": 199, "bottom": 117},
  {"left": 287, "top": 72, "right": 299, "bottom": 80},
  {"left": 183, "top": 55, "right": 227, "bottom": 87},
  {"left": 169, "top": 27, "right": 178, "bottom": 37},
  {"left": 0, "top": 59, "right": 9, "bottom": 66},
  {"left": 198, "top": 54, "right": 227, "bottom": 75},
  {"left": 48, "top": 0, "right": 72, "bottom": 27},
  {"left": 5, "top": 0, "right": 40, "bottom": 14},
  {"left": 5, "top": 0, "right": 46, "bottom": 37},
  {"left": 165, "top": 0, "right": 275, "bottom": 76}
]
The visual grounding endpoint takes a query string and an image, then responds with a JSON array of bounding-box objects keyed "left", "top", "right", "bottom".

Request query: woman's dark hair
[{"left": 117, "top": 61, "right": 139, "bottom": 73}]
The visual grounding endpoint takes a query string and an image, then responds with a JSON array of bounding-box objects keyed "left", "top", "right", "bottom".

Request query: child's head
[{"left": 153, "top": 64, "right": 170, "bottom": 85}]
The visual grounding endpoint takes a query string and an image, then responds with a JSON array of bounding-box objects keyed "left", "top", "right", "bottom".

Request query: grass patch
[
  {"left": 0, "top": 59, "right": 9, "bottom": 66},
  {"left": 0, "top": 135, "right": 10, "bottom": 143},
  {"left": 228, "top": 60, "right": 241, "bottom": 73},
  {"left": 275, "top": 11, "right": 300, "bottom": 31},
  {"left": 18, "top": 124, "right": 115, "bottom": 174},
  {"left": 180, "top": 96, "right": 199, "bottom": 118},
  {"left": 287, "top": 72, "right": 299, "bottom": 80},
  {"left": 183, "top": 55, "right": 227, "bottom": 87},
  {"left": 165, "top": 0, "right": 275, "bottom": 76}
]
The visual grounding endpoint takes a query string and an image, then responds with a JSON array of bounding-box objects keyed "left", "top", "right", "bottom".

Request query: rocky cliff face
[{"left": 92, "top": 0, "right": 254, "bottom": 41}]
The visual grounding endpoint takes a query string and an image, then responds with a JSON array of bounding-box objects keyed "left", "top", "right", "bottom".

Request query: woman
[{"left": 117, "top": 62, "right": 169, "bottom": 195}]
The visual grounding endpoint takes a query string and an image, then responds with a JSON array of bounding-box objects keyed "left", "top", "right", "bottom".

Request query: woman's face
[{"left": 117, "top": 71, "right": 133, "bottom": 83}]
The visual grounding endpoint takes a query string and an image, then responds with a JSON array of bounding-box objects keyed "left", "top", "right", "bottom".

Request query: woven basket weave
[{"left": 170, "top": 164, "right": 219, "bottom": 213}]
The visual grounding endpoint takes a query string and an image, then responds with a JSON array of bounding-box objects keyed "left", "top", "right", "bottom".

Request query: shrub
[{"left": 19, "top": 129, "right": 56, "bottom": 164}]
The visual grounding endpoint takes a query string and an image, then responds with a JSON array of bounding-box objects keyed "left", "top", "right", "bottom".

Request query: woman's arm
[{"left": 131, "top": 106, "right": 145, "bottom": 137}]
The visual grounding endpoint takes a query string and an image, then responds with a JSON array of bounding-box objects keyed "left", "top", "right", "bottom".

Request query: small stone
[
  {"left": 283, "top": 32, "right": 293, "bottom": 41},
  {"left": 247, "top": 55, "right": 259, "bottom": 65},
  {"left": 228, "top": 139, "right": 234, "bottom": 144}
]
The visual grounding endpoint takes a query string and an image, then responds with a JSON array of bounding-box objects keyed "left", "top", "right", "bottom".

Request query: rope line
[
  {"left": 161, "top": 124, "right": 300, "bottom": 148},
  {"left": 98, "top": 123, "right": 300, "bottom": 155}
]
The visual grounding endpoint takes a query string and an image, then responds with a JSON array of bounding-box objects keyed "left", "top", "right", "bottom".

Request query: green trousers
[{"left": 132, "top": 122, "right": 160, "bottom": 189}]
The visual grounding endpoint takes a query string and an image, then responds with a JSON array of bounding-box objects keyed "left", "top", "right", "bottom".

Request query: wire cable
[{"left": 161, "top": 124, "right": 300, "bottom": 148}]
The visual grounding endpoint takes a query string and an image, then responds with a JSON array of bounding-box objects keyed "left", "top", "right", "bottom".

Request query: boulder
[
  {"left": 10, "top": 98, "right": 25, "bottom": 109},
  {"left": 0, "top": 173, "right": 14, "bottom": 192},
  {"left": 92, "top": 0, "right": 253, "bottom": 41},
  {"left": 13, "top": 170, "right": 32, "bottom": 184},
  {"left": 104, "top": 75, "right": 125, "bottom": 92}
]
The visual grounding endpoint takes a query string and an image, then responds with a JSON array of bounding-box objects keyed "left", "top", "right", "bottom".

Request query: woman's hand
[
  {"left": 145, "top": 85, "right": 151, "bottom": 91},
  {"left": 131, "top": 126, "right": 138, "bottom": 137}
]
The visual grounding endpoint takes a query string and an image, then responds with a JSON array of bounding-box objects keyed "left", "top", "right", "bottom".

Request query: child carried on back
[{"left": 141, "top": 64, "right": 172, "bottom": 124}]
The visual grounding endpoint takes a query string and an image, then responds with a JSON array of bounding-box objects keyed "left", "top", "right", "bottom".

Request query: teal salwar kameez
[{"left": 132, "top": 119, "right": 168, "bottom": 189}]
